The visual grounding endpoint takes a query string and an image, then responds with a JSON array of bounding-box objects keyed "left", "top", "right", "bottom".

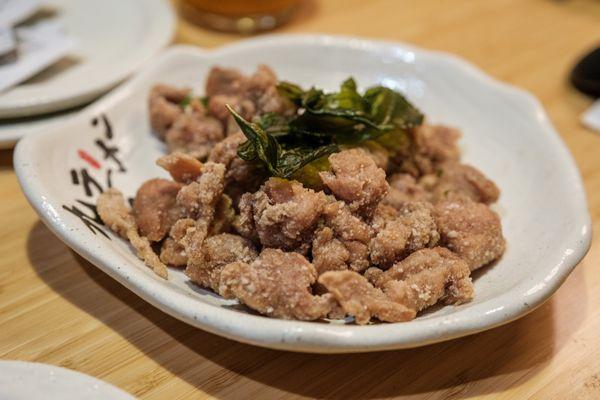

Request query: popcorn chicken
[
  {"left": 383, "top": 173, "right": 431, "bottom": 210},
  {"left": 318, "top": 270, "right": 415, "bottom": 324},
  {"left": 178, "top": 162, "right": 226, "bottom": 268},
  {"left": 186, "top": 233, "right": 258, "bottom": 292},
  {"left": 312, "top": 201, "right": 372, "bottom": 273},
  {"left": 160, "top": 218, "right": 195, "bottom": 267},
  {"left": 434, "top": 197, "right": 505, "bottom": 270},
  {"left": 370, "top": 202, "right": 439, "bottom": 267},
  {"left": 320, "top": 148, "right": 389, "bottom": 217},
  {"left": 149, "top": 84, "right": 190, "bottom": 138},
  {"left": 366, "top": 248, "right": 474, "bottom": 312},
  {"left": 219, "top": 249, "right": 332, "bottom": 320},
  {"left": 426, "top": 162, "right": 500, "bottom": 204},
  {"left": 238, "top": 178, "right": 327, "bottom": 252},
  {"left": 165, "top": 112, "right": 224, "bottom": 160},
  {"left": 156, "top": 152, "right": 202, "bottom": 183},
  {"left": 132, "top": 178, "right": 183, "bottom": 242},
  {"left": 98, "top": 188, "right": 168, "bottom": 278}
]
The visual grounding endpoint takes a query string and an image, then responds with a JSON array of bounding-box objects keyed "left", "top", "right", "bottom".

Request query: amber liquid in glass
[{"left": 181, "top": 0, "right": 301, "bottom": 33}]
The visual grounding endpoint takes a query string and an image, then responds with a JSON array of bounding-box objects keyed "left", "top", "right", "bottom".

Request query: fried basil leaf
[
  {"left": 364, "top": 86, "right": 423, "bottom": 129},
  {"left": 233, "top": 77, "right": 424, "bottom": 178},
  {"left": 230, "top": 106, "right": 339, "bottom": 178}
]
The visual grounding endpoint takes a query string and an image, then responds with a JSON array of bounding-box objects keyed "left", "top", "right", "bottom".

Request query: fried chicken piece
[
  {"left": 156, "top": 152, "right": 202, "bottom": 183},
  {"left": 219, "top": 249, "right": 332, "bottom": 320},
  {"left": 398, "top": 124, "right": 461, "bottom": 176},
  {"left": 178, "top": 162, "right": 227, "bottom": 267},
  {"left": 311, "top": 201, "right": 372, "bottom": 273},
  {"left": 207, "top": 95, "right": 256, "bottom": 127},
  {"left": 312, "top": 227, "right": 350, "bottom": 274},
  {"left": 433, "top": 197, "right": 505, "bottom": 270},
  {"left": 186, "top": 233, "right": 258, "bottom": 292},
  {"left": 370, "top": 201, "right": 439, "bottom": 267},
  {"left": 425, "top": 162, "right": 500, "bottom": 205},
  {"left": 205, "top": 65, "right": 293, "bottom": 129},
  {"left": 366, "top": 248, "right": 474, "bottom": 312},
  {"left": 132, "top": 178, "right": 183, "bottom": 242},
  {"left": 318, "top": 270, "right": 415, "bottom": 325},
  {"left": 98, "top": 188, "right": 168, "bottom": 278},
  {"left": 238, "top": 178, "right": 327, "bottom": 252},
  {"left": 320, "top": 148, "right": 389, "bottom": 217},
  {"left": 383, "top": 173, "right": 431, "bottom": 210},
  {"left": 149, "top": 84, "right": 190, "bottom": 139},
  {"left": 205, "top": 66, "right": 245, "bottom": 97},
  {"left": 243, "top": 65, "right": 293, "bottom": 115},
  {"left": 208, "top": 132, "right": 263, "bottom": 200},
  {"left": 233, "top": 192, "right": 259, "bottom": 242},
  {"left": 165, "top": 111, "right": 224, "bottom": 160},
  {"left": 160, "top": 218, "right": 195, "bottom": 267},
  {"left": 208, "top": 194, "right": 235, "bottom": 236}
]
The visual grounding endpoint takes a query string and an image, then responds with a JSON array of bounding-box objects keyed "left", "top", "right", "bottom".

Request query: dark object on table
[{"left": 571, "top": 46, "right": 600, "bottom": 98}]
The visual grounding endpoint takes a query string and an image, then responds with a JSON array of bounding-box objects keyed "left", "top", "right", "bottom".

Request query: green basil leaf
[
  {"left": 277, "top": 144, "right": 339, "bottom": 178},
  {"left": 364, "top": 86, "right": 423, "bottom": 129},
  {"left": 229, "top": 105, "right": 281, "bottom": 176},
  {"left": 277, "top": 81, "right": 305, "bottom": 105}
]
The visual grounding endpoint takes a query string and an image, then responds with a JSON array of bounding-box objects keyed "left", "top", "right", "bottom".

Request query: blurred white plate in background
[
  {"left": 0, "top": 0, "right": 175, "bottom": 119},
  {"left": 0, "top": 104, "right": 81, "bottom": 148},
  {"left": 0, "top": 360, "right": 135, "bottom": 400}
]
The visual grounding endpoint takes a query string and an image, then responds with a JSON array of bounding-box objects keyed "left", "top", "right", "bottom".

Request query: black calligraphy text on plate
[{"left": 61, "top": 114, "right": 125, "bottom": 238}]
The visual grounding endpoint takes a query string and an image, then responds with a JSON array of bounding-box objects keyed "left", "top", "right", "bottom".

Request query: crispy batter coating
[
  {"left": 160, "top": 218, "right": 195, "bottom": 267},
  {"left": 370, "top": 201, "right": 439, "bottom": 267},
  {"left": 366, "top": 248, "right": 474, "bottom": 312},
  {"left": 179, "top": 162, "right": 227, "bottom": 268},
  {"left": 434, "top": 197, "right": 505, "bottom": 271},
  {"left": 205, "top": 66, "right": 244, "bottom": 97},
  {"left": 365, "top": 247, "right": 474, "bottom": 312},
  {"left": 312, "top": 227, "right": 350, "bottom": 274},
  {"left": 234, "top": 192, "right": 259, "bottom": 242},
  {"left": 320, "top": 148, "right": 389, "bottom": 217},
  {"left": 98, "top": 188, "right": 168, "bottom": 278},
  {"left": 219, "top": 249, "right": 332, "bottom": 320},
  {"left": 149, "top": 84, "right": 190, "bottom": 139},
  {"left": 311, "top": 201, "right": 372, "bottom": 273},
  {"left": 207, "top": 132, "right": 263, "bottom": 200},
  {"left": 205, "top": 65, "right": 293, "bottom": 129},
  {"left": 425, "top": 162, "right": 500, "bottom": 204},
  {"left": 399, "top": 124, "right": 461, "bottom": 176},
  {"left": 208, "top": 194, "right": 235, "bottom": 236},
  {"left": 165, "top": 111, "right": 224, "bottom": 160},
  {"left": 318, "top": 270, "right": 415, "bottom": 324},
  {"left": 186, "top": 233, "right": 258, "bottom": 292},
  {"left": 208, "top": 95, "right": 256, "bottom": 127},
  {"left": 383, "top": 173, "right": 431, "bottom": 210},
  {"left": 132, "top": 178, "right": 183, "bottom": 242},
  {"left": 239, "top": 178, "right": 327, "bottom": 252},
  {"left": 156, "top": 152, "right": 202, "bottom": 183}
]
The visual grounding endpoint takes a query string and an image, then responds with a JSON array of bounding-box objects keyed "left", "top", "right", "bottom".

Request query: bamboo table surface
[{"left": 1, "top": 0, "right": 600, "bottom": 398}]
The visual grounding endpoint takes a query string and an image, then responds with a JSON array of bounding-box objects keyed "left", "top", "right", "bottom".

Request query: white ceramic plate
[
  {"left": 0, "top": 360, "right": 135, "bottom": 400},
  {"left": 14, "top": 36, "right": 592, "bottom": 353},
  {"left": 0, "top": 0, "right": 175, "bottom": 119}
]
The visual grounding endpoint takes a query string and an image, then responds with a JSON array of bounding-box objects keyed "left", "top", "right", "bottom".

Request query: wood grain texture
[{"left": 2, "top": 0, "right": 600, "bottom": 398}]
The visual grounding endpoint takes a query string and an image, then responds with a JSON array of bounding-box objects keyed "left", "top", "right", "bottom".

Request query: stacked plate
[{"left": 0, "top": 0, "right": 175, "bottom": 148}]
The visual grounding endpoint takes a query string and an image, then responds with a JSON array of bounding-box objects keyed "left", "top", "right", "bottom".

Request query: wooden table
[{"left": 2, "top": 1, "right": 600, "bottom": 398}]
